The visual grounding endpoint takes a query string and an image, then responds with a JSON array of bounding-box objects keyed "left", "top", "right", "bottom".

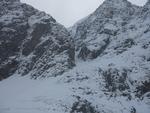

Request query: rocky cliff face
[
  {"left": 70, "top": 0, "right": 141, "bottom": 60},
  {"left": 0, "top": 0, "right": 75, "bottom": 80},
  {"left": 68, "top": 0, "right": 150, "bottom": 112},
  {"left": 0, "top": 0, "right": 150, "bottom": 113}
]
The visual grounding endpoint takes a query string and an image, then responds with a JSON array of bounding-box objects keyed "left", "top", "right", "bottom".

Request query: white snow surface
[
  {"left": 0, "top": 44, "right": 150, "bottom": 113},
  {"left": 0, "top": 0, "right": 150, "bottom": 113}
]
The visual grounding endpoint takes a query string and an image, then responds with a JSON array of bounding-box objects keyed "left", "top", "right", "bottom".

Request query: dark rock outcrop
[
  {"left": 70, "top": 99, "right": 99, "bottom": 113},
  {"left": 78, "top": 38, "right": 110, "bottom": 60},
  {"left": 99, "top": 68, "right": 130, "bottom": 92}
]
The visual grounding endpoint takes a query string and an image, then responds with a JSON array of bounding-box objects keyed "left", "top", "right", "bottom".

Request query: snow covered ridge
[
  {"left": 0, "top": 0, "right": 150, "bottom": 113},
  {"left": 0, "top": 0, "right": 75, "bottom": 80},
  {"left": 70, "top": 0, "right": 150, "bottom": 95},
  {"left": 70, "top": 0, "right": 150, "bottom": 61},
  {"left": 67, "top": 0, "right": 150, "bottom": 112}
]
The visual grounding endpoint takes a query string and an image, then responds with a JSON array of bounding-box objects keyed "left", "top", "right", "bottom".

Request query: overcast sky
[{"left": 21, "top": 0, "right": 147, "bottom": 27}]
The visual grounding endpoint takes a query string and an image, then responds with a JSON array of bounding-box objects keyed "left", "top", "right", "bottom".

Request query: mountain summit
[
  {"left": 0, "top": 0, "right": 75, "bottom": 80},
  {"left": 69, "top": 0, "right": 150, "bottom": 112},
  {"left": 70, "top": 0, "right": 140, "bottom": 60},
  {"left": 0, "top": 0, "right": 150, "bottom": 113}
]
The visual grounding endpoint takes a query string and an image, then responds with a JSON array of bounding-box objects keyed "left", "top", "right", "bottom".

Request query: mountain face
[
  {"left": 68, "top": 0, "right": 150, "bottom": 112},
  {"left": 0, "top": 0, "right": 75, "bottom": 80},
  {"left": 0, "top": 0, "right": 150, "bottom": 113},
  {"left": 70, "top": 0, "right": 141, "bottom": 60}
]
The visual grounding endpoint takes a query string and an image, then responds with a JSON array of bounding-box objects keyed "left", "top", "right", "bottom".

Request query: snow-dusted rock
[
  {"left": 0, "top": 0, "right": 75, "bottom": 80},
  {"left": 70, "top": 0, "right": 140, "bottom": 60},
  {"left": 0, "top": 0, "right": 150, "bottom": 113},
  {"left": 68, "top": 0, "right": 150, "bottom": 112}
]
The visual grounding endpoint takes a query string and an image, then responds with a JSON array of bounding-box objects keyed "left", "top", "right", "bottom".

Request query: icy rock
[
  {"left": 70, "top": 0, "right": 139, "bottom": 60},
  {"left": 0, "top": 0, "right": 75, "bottom": 80},
  {"left": 70, "top": 98, "right": 99, "bottom": 113},
  {"left": 70, "top": 0, "right": 150, "bottom": 101}
]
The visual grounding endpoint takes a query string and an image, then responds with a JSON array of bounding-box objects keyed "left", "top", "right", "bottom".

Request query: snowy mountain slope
[
  {"left": 70, "top": 0, "right": 141, "bottom": 59},
  {"left": 69, "top": 0, "right": 150, "bottom": 94},
  {"left": 0, "top": 57, "right": 149, "bottom": 113},
  {"left": 0, "top": 0, "right": 75, "bottom": 80},
  {"left": 0, "top": 0, "right": 150, "bottom": 113},
  {"left": 68, "top": 0, "right": 150, "bottom": 112}
]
